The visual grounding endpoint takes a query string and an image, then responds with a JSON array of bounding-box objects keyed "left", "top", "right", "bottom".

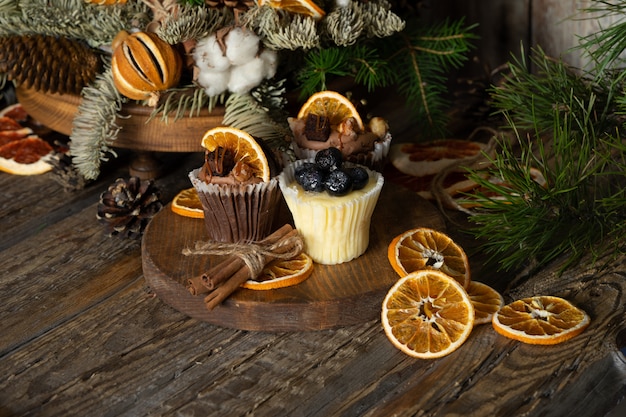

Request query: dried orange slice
[
  {"left": 382, "top": 270, "right": 475, "bottom": 359},
  {"left": 467, "top": 281, "right": 504, "bottom": 325},
  {"left": 201, "top": 126, "right": 270, "bottom": 182},
  {"left": 171, "top": 187, "right": 204, "bottom": 219},
  {"left": 242, "top": 252, "right": 313, "bottom": 290},
  {"left": 297, "top": 90, "right": 364, "bottom": 131},
  {"left": 387, "top": 227, "right": 470, "bottom": 289},
  {"left": 492, "top": 295, "right": 590, "bottom": 345},
  {"left": 259, "top": 0, "right": 325, "bottom": 20}
]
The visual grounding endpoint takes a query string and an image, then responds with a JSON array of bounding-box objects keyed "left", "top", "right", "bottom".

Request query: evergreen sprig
[
  {"left": 296, "top": 17, "right": 477, "bottom": 137},
  {"left": 0, "top": 0, "right": 149, "bottom": 47},
  {"left": 465, "top": 51, "right": 626, "bottom": 274}
]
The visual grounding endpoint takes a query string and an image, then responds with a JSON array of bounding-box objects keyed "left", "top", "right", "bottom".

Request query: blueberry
[
  {"left": 295, "top": 163, "right": 325, "bottom": 192},
  {"left": 345, "top": 167, "right": 369, "bottom": 190},
  {"left": 324, "top": 169, "right": 353, "bottom": 196},
  {"left": 315, "top": 147, "right": 343, "bottom": 172}
]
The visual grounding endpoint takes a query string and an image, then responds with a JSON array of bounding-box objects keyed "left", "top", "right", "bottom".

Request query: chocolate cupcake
[{"left": 189, "top": 127, "right": 281, "bottom": 243}]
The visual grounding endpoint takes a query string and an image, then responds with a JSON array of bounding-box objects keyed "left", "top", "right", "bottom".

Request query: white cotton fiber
[
  {"left": 260, "top": 49, "right": 278, "bottom": 79},
  {"left": 197, "top": 69, "right": 229, "bottom": 97},
  {"left": 228, "top": 58, "right": 265, "bottom": 94},
  {"left": 194, "top": 35, "right": 230, "bottom": 71},
  {"left": 225, "top": 28, "right": 260, "bottom": 66}
]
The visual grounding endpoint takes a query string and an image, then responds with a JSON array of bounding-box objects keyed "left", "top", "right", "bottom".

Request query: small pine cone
[
  {"left": 204, "top": 0, "right": 255, "bottom": 11},
  {"left": 48, "top": 151, "right": 88, "bottom": 192},
  {"left": 0, "top": 35, "right": 103, "bottom": 95},
  {"left": 97, "top": 177, "right": 163, "bottom": 239}
]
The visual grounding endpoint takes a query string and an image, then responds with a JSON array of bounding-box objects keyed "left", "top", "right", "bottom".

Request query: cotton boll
[
  {"left": 194, "top": 35, "right": 230, "bottom": 72},
  {"left": 225, "top": 28, "right": 260, "bottom": 66},
  {"left": 228, "top": 58, "right": 265, "bottom": 94},
  {"left": 260, "top": 49, "right": 278, "bottom": 79},
  {"left": 197, "top": 69, "right": 229, "bottom": 97}
]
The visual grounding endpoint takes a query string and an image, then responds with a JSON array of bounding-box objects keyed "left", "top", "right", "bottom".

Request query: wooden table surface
[{"left": 1, "top": 93, "right": 625, "bottom": 417}]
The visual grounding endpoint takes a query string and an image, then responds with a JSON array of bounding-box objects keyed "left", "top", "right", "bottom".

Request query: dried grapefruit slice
[
  {"left": 297, "top": 90, "right": 364, "bottom": 131},
  {"left": 0, "top": 103, "right": 29, "bottom": 122},
  {"left": 382, "top": 270, "right": 475, "bottom": 359},
  {"left": 492, "top": 295, "right": 590, "bottom": 345},
  {"left": 388, "top": 227, "right": 470, "bottom": 289},
  {"left": 0, "top": 136, "right": 53, "bottom": 175},
  {"left": 201, "top": 126, "right": 271, "bottom": 182},
  {"left": 259, "top": 0, "right": 325, "bottom": 20},
  {"left": 467, "top": 281, "right": 504, "bottom": 325},
  {"left": 241, "top": 252, "right": 314, "bottom": 290},
  {"left": 171, "top": 187, "right": 204, "bottom": 219},
  {"left": 0, "top": 116, "right": 23, "bottom": 131}
]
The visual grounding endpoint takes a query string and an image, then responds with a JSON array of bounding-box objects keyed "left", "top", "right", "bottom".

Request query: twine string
[{"left": 182, "top": 235, "right": 304, "bottom": 277}]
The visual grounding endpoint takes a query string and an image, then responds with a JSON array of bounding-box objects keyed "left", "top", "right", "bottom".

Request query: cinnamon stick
[
  {"left": 186, "top": 224, "right": 296, "bottom": 296},
  {"left": 204, "top": 227, "right": 302, "bottom": 310},
  {"left": 203, "top": 224, "right": 295, "bottom": 289}
]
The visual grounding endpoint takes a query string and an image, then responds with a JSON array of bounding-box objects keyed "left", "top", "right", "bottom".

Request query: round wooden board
[{"left": 142, "top": 182, "right": 445, "bottom": 331}]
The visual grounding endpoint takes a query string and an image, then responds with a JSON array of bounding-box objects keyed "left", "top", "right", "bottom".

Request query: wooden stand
[{"left": 15, "top": 86, "right": 225, "bottom": 179}]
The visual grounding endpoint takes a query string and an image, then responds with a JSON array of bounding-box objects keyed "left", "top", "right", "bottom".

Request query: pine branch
[
  {"left": 466, "top": 80, "right": 626, "bottom": 274},
  {"left": 490, "top": 47, "right": 617, "bottom": 135},
  {"left": 386, "top": 18, "right": 477, "bottom": 137},
  {"left": 69, "top": 67, "right": 126, "bottom": 181},
  {"left": 0, "top": 0, "right": 150, "bottom": 47}
]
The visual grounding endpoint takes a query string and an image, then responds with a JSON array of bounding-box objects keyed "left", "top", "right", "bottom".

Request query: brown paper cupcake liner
[{"left": 189, "top": 168, "right": 282, "bottom": 243}]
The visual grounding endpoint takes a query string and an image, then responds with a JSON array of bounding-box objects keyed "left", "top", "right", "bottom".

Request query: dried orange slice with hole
[
  {"left": 297, "top": 90, "right": 364, "bottom": 131},
  {"left": 259, "top": 0, "right": 325, "bottom": 20},
  {"left": 387, "top": 227, "right": 470, "bottom": 289},
  {"left": 171, "top": 187, "right": 204, "bottom": 219},
  {"left": 467, "top": 281, "right": 504, "bottom": 325},
  {"left": 201, "top": 126, "right": 270, "bottom": 182},
  {"left": 241, "top": 252, "right": 313, "bottom": 290},
  {"left": 381, "top": 270, "right": 475, "bottom": 359},
  {"left": 492, "top": 295, "right": 590, "bottom": 345}
]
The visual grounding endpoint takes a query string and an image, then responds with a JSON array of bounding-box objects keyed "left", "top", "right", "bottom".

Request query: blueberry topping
[
  {"left": 345, "top": 166, "right": 369, "bottom": 190},
  {"left": 324, "top": 169, "right": 353, "bottom": 196},
  {"left": 295, "top": 163, "right": 325, "bottom": 192},
  {"left": 315, "top": 147, "right": 343, "bottom": 172}
]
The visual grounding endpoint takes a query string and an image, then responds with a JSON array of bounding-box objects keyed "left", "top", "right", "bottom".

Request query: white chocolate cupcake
[{"left": 278, "top": 159, "right": 384, "bottom": 265}]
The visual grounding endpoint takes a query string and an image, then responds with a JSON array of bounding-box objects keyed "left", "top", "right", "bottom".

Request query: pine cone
[
  {"left": 97, "top": 177, "right": 163, "bottom": 239},
  {"left": 48, "top": 151, "right": 88, "bottom": 192},
  {"left": 0, "top": 35, "right": 103, "bottom": 95}
]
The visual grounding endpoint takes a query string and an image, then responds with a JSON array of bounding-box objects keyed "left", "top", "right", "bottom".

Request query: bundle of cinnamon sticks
[{"left": 186, "top": 224, "right": 303, "bottom": 310}]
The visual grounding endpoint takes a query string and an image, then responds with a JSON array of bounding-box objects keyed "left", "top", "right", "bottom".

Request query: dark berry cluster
[{"left": 294, "top": 148, "right": 369, "bottom": 196}]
